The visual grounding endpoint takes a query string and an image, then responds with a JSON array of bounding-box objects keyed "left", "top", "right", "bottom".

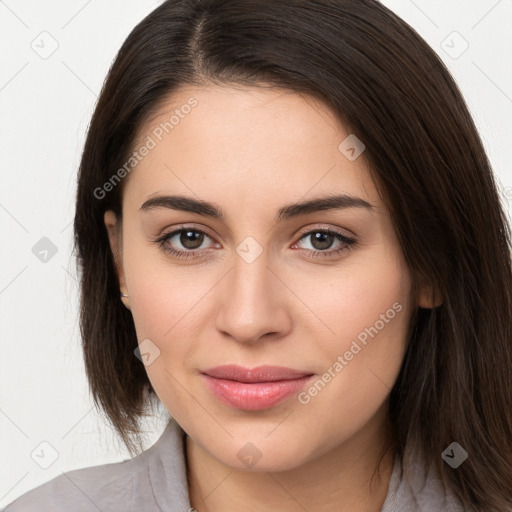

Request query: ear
[
  {"left": 417, "top": 280, "right": 443, "bottom": 309},
  {"left": 104, "top": 210, "right": 130, "bottom": 310}
]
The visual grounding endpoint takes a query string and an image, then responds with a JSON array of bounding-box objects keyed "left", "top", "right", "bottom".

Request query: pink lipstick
[{"left": 201, "top": 364, "right": 315, "bottom": 411}]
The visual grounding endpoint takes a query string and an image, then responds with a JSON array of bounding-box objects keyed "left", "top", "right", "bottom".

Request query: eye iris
[
  {"left": 311, "top": 232, "right": 334, "bottom": 250},
  {"left": 180, "top": 230, "right": 204, "bottom": 249}
]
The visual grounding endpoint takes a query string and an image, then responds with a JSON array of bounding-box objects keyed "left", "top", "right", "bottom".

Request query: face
[{"left": 105, "top": 85, "right": 430, "bottom": 473}]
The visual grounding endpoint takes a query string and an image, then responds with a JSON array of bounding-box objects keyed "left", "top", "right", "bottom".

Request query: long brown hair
[{"left": 73, "top": 0, "right": 512, "bottom": 509}]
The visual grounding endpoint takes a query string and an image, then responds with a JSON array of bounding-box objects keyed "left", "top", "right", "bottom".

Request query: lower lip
[{"left": 201, "top": 374, "right": 315, "bottom": 411}]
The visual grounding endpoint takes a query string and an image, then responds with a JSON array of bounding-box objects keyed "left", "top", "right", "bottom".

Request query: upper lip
[{"left": 202, "top": 365, "right": 313, "bottom": 383}]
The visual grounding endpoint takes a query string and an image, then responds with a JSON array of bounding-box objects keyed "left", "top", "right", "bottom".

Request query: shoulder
[
  {"left": 3, "top": 421, "right": 184, "bottom": 512},
  {"left": 381, "top": 453, "right": 465, "bottom": 512},
  {"left": 3, "top": 454, "right": 156, "bottom": 512}
]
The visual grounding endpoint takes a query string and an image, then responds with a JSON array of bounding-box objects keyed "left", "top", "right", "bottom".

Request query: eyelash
[{"left": 153, "top": 224, "right": 356, "bottom": 261}]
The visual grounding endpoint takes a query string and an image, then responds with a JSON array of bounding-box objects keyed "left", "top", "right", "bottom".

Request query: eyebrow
[{"left": 139, "top": 193, "right": 374, "bottom": 223}]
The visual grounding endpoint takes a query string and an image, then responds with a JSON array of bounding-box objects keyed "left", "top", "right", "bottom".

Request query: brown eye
[
  {"left": 308, "top": 231, "right": 337, "bottom": 250},
  {"left": 294, "top": 228, "right": 356, "bottom": 259},
  {"left": 154, "top": 225, "right": 218, "bottom": 260},
  {"left": 179, "top": 230, "right": 205, "bottom": 250}
]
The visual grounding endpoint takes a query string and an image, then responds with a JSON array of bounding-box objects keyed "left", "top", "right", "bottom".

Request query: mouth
[
  {"left": 202, "top": 364, "right": 314, "bottom": 382},
  {"left": 201, "top": 365, "right": 315, "bottom": 410}
]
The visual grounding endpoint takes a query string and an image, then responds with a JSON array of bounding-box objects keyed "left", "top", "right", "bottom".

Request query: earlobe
[
  {"left": 417, "top": 282, "right": 443, "bottom": 309},
  {"left": 104, "top": 210, "right": 131, "bottom": 310}
]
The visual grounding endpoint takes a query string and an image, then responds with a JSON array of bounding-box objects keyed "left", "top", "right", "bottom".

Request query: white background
[{"left": 1, "top": 0, "right": 511, "bottom": 507}]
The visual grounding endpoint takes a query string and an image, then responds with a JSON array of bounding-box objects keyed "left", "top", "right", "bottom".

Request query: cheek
[
  {"left": 291, "top": 245, "right": 412, "bottom": 348},
  {"left": 291, "top": 249, "right": 412, "bottom": 408},
  {"left": 122, "top": 232, "right": 202, "bottom": 335},
  {"left": 121, "top": 238, "right": 223, "bottom": 393},
  {"left": 122, "top": 247, "right": 207, "bottom": 412},
  {"left": 127, "top": 268, "right": 209, "bottom": 360}
]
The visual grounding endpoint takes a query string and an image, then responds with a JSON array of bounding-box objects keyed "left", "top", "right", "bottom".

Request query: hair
[{"left": 73, "top": 0, "right": 512, "bottom": 509}]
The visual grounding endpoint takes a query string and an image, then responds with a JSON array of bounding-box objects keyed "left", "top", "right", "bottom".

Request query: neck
[{"left": 185, "top": 410, "right": 395, "bottom": 512}]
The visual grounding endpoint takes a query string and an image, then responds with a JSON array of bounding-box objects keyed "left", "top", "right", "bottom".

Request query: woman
[{"left": 5, "top": 0, "right": 512, "bottom": 510}]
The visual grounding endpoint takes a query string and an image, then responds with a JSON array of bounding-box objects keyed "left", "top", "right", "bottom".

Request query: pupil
[
  {"left": 312, "top": 232, "right": 333, "bottom": 250},
  {"left": 181, "top": 230, "right": 203, "bottom": 249}
]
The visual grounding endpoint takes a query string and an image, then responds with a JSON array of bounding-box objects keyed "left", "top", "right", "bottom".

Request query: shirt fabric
[{"left": 3, "top": 417, "right": 465, "bottom": 511}]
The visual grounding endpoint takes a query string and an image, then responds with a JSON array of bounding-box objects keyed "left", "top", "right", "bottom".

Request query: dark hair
[{"left": 73, "top": 0, "right": 512, "bottom": 509}]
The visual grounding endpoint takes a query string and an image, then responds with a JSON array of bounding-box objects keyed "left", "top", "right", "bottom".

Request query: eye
[
  {"left": 293, "top": 228, "right": 356, "bottom": 259},
  {"left": 153, "top": 225, "right": 356, "bottom": 261},
  {"left": 154, "top": 225, "right": 219, "bottom": 260}
]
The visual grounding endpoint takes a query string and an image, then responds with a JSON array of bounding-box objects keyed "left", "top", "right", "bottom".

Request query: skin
[{"left": 105, "top": 84, "right": 439, "bottom": 512}]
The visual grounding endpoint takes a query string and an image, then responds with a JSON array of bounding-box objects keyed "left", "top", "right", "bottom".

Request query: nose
[{"left": 214, "top": 249, "right": 293, "bottom": 345}]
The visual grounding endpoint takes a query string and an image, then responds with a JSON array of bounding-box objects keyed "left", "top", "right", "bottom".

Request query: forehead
[{"left": 123, "top": 84, "right": 380, "bottom": 211}]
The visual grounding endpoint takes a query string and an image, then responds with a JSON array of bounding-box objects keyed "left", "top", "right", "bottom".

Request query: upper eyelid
[
  {"left": 295, "top": 224, "right": 355, "bottom": 240},
  {"left": 160, "top": 223, "right": 218, "bottom": 242}
]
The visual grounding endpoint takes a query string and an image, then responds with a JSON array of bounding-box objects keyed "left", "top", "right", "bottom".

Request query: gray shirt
[{"left": 3, "top": 417, "right": 465, "bottom": 511}]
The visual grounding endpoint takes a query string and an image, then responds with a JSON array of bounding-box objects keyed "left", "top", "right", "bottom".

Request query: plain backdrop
[{"left": 1, "top": 0, "right": 511, "bottom": 507}]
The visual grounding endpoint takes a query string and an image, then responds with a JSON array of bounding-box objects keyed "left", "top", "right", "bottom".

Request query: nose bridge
[
  {"left": 233, "top": 246, "right": 270, "bottom": 300},
  {"left": 215, "top": 242, "right": 290, "bottom": 342}
]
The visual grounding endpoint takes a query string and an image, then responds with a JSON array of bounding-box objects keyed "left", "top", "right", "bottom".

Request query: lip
[{"left": 201, "top": 365, "right": 315, "bottom": 411}]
